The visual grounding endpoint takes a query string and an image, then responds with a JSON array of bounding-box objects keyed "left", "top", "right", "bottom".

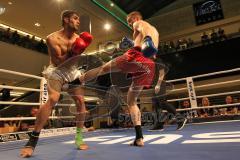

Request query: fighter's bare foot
[
  {"left": 130, "top": 138, "right": 144, "bottom": 147},
  {"left": 20, "top": 147, "right": 34, "bottom": 158}
]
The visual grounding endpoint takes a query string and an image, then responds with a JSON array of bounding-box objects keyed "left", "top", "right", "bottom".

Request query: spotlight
[{"left": 104, "top": 23, "right": 111, "bottom": 30}]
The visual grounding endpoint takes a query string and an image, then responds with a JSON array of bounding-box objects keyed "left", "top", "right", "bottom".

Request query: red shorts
[{"left": 115, "top": 47, "right": 155, "bottom": 88}]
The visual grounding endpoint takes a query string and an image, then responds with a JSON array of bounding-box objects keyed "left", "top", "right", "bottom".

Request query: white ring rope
[
  {"left": 0, "top": 85, "right": 41, "bottom": 92},
  {"left": 0, "top": 69, "right": 42, "bottom": 80},
  {"left": 0, "top": 116, "right": 75, "bottom": 121},
  {"left": 0, "top": 101, "right": 77, "bottom": 107},
  {"left": 167, "top": 90, "right": 240, "bottom": 102},
  {"left": 177, "top": 103, "right": 240, "bottom": 111},
  {"left": 195, "top": 79, "right": 240, "bottom": 89},
  {"left": 170, "top": 79, "right": 240, "bottom": 93},
  {"left": 167, "top": 67, "right": 240, "bottom": 83}
]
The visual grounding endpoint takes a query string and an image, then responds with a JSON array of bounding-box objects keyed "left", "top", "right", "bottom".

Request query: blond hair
[{"left": 127, "top": 11, "right": 143, "bottom": 20}]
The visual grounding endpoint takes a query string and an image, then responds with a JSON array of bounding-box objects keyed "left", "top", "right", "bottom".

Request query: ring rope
[{"left": 0, "top": 69, "right": 42, "bottom": 80}]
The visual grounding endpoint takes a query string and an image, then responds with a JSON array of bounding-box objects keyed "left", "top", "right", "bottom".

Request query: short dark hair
[{"left": 61, "top": 10, "right": 79, "bottom": 26}]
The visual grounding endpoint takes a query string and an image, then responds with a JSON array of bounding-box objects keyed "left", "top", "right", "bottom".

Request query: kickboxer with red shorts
[{"left": 79, "top": 11, "right": 159, "bottom": 147}]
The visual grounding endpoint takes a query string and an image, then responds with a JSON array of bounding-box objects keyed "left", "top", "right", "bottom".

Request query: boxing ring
[{"left": 0, "top": 67, "right": 240, "bottom": 159}]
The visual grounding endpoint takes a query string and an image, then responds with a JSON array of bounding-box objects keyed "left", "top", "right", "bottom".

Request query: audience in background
[
  {"left": 225, "top": 95, "right": 238, "bottom": 115},
  {"left": 180, "top": 100, "right": 191, "bottom": 118},
  {"left": 210, "top": 29, "right": 218, "bottom": 43},
  {"left": 19, "top": 107, "right": 39, "bottom": 131},
  {"left": 201, "top": 32, "right": 210, "bottom": 45},
  {"left": 0, "top": 25, "right": 233, "bottom": 56},
  {"left": 198, "top": 97, "right": 209, "bottom": 118},
  {"left": 218, "top": 28, "right": 227, "bottom": 41},
  {"left": 0, "top": 83, "right": 11, "bottom": 110},
  {"left": 0, "top": 27, "right": 48, "bottom": 54}
]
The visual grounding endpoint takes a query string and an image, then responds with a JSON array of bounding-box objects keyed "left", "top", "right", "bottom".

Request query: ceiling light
[
  {"left": 110, "top": 3, "right": 114, "bottom": 7},
  {"left": 34, "top": 22, "right": 41, "bottom": 27},
  {"left": 104, "top": 23, "right": 111, "bottom": 30},
  {"left": 8, "top": 2, "right": 12, "bottom": 5},
  {"left": 56, "top": 0, "right": 64, "bottom": 2}
]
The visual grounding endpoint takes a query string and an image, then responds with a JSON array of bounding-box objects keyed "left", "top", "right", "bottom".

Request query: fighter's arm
[
  {"left": 155, "top": 69, "right": 165, "bottom": 94},
  {"left": 157, "top": 69, "right": 165, "bottom": 86},
  {"left": 46, "top": 37, "right": 67, "bottom": 62},
  {"left": 133, "top": 21, "right": 158, "bottom": 57},
  {"left": 132, "top": 21, "right": 149, "bottom": 38}
]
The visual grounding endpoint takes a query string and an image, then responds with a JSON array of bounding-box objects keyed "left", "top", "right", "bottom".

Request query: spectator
[
  {"left": 201, "top": 32, "right": 210, "bottom": 45},
  {"left": 0, "top": 28, "right": 4, "bottom": 41},
  {"left": 218, "top": 28, "right": 227, "bottom": 41},
  {"left": 11, "top": 30, "right": 20, "bottom": 45},
  {"left": 198, "top": 97, "right": 216, "bottom": 117},
  {"left": 225, "top": 96, "right": 238, "bottom": 115},
  {"left": 187, "top": 38, "right": 194, "bottom": 47},
  {"left": 20, "top": 34, "right": 31, "bottom": 48},
  {"left": 141, "top": 107, "right": 148, "bottom": 112},
  {"left": 183, "top": 39, "right": 188, "bottom": 49},
  {"left": 0, "top": 83, "right": 11, "bottom": 101},
  {"left": 176, "top": 39, "right": 187, "bottom": 50},
  {"left": 169, "top": 41, "right": 176, "bottom": 52},
  {"left": 30, "top": 35, "right": 37, "bottom": 49},
  {"left": 20, "top": 107, "right": 39, "bottom": 131},
  {"left": 2, "top": 28, "right": 11, "bottom": 43},
  {"left": 0, "top": 83, "right": 11, "bottom": 110},
  {"left": 210, "top": 29, "right": 218, "bottom": 43},
  {"left": 36, "top": 39, "right": 47, "bottom": 53},
  {"left": 219, "top": 96, "right": 230, "bottom": 115},
  {"left": 163, "top": 42, "right": 169, "bottom": 53},
  {"left": 181, "top": 100, "right": 191, "bottom": 118}
]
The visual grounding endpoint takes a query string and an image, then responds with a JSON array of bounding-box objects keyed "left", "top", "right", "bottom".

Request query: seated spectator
[
  {"left": 226, "top": 95, "right": 238, "bottom": 115},
  {"left": 218, "top": 28, "right": 227, "bottom": 41},
  {"left": 182, "top": 38, "right": 188, "bottom": 49},
  {"left": 158, "top": 43, "right": 164, "bottom": 54},
  {"left": 187, "top": 38, "right": 194, "bottom": 47},
  {"left": 36, "top": 39, "right": 47, "bottom": 53},
  {"left": 219, "top": 96, "right": 230, "bottom": 115},
  {"left": 177, "top": 39, "right": 187, "bottom": 50},
  {"left": 163, "top": 42, "right": 169, "bottom": 53},
  {"left": 210, "top": 29, "right": 218, "bottom": 43},
  {"left": 30, "top": 35, "right": 37, "bottom": 49},
  {"left": 20, "top": 107, "right": 39, "bottom": 131},
  {"left": 0, "top": 84, "right": 11, "bottom": 101},
  {"left": 238, "top": 98, "right": 240, "bottom": 114},
  {"left": 20, "top": 34, "right": 31, "bottom": 48},
  {"left": 141, "top": 107, "right": 148, "bottom": 112},
  {"left": 0, "top": 114, "right": 3, "bottom": 127},
  {"left": 233, "top": 98, "right": 240, "bottom": 115},
  {"left": 169, "top": 41, "right": 176, "bottom": 52},
  {"left": 0, "top": 84, "right": 11, "bottom": 110},
  {"left": 201, "top": 32, "right": 210, "bottom": 45},
  {"left": 0, "top": 29, "right": 4, "bottom": 41},
  {"left": 11, "top": 30, "right": 20, "bottom": 45},
  {"left": 2, "top": 28, "right": 12, "bottom": 43},
  {"left": 198, "top": 97, "right": 216, "bottom": 117},
  {"left": 180, "top": 100, "right": 192, "bottom": 118}
]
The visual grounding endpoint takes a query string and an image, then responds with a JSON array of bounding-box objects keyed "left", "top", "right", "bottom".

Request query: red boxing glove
[
  {"left": 71, "top": 37, "right": 87, "bottom": 55},
  {"left": 79, "top": 32, "right": 93, "bottom": 47}
]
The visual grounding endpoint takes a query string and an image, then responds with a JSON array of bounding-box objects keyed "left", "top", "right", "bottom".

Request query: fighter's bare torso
[
  {"left": 133, "top": 20, "right": 159, "bottom": 48},
  {"left": 46, "top": 30, "right": 79, "bottom": 66}
]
